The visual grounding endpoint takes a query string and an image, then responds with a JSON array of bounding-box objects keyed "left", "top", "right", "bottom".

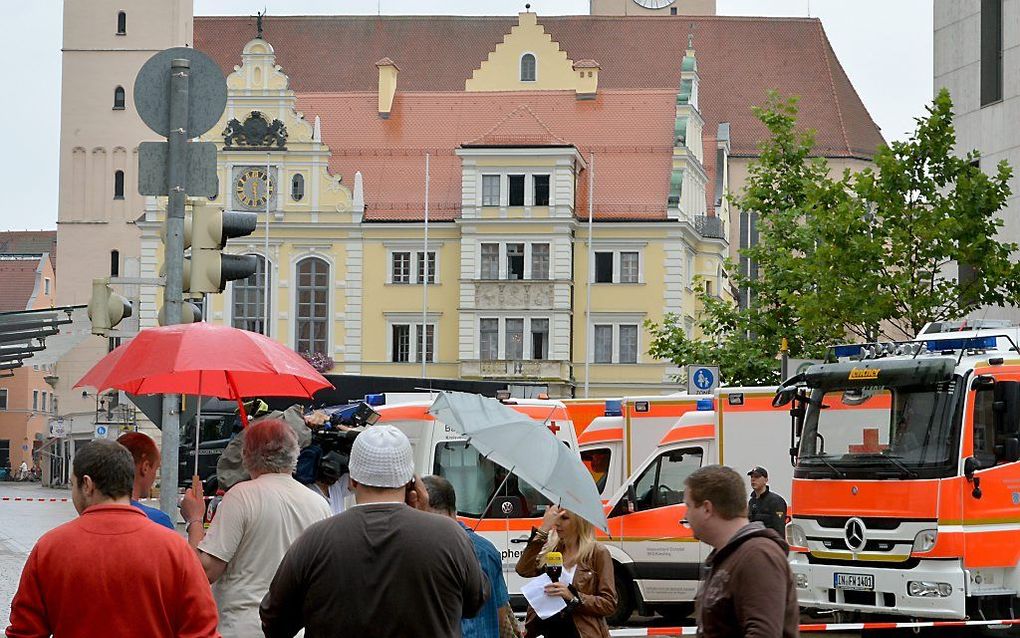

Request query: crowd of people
[{"left": 4, "top": 416, "right": 798, "bottom": 638}]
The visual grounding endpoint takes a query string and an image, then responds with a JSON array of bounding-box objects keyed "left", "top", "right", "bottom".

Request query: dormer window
[
  {"left": 116, "top": 11, "right": 126, "bottom": 35},
  {"left": 520, "top": 54, "right": 536, "bottom": 82}
]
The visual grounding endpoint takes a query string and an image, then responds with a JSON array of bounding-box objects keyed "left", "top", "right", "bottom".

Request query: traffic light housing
[
  {"left": 87, "top": 278, "right": 132, "bottom": 336},
  {"left": 189, "top": 202, "right": 258, "bottom": 293}
]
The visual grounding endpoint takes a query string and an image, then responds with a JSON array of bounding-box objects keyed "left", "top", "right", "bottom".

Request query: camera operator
[
  {"left": 307, "top": 450, "right": 353, "bottom": 515},
  {"left": 296, "top": 409, "right": 368, "bottom": 515}
]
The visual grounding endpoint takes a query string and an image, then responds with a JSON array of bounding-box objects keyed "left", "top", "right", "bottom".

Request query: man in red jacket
[{"left": 5, "top": 439, "right": 221, "bottom": 638}]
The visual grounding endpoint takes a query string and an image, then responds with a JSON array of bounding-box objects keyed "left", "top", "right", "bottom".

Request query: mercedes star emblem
[{"left": 844, "top": 517, "right": 867, "bottom": 553}]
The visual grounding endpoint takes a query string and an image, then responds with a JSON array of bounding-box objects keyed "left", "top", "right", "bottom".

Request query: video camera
[{"left": 299, "top": 401, "right": 381, "bottom": 484}]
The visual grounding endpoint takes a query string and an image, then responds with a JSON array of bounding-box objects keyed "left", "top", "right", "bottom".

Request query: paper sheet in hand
[{"left": 521, "top": 574, "right": 566, "bottom": 620}]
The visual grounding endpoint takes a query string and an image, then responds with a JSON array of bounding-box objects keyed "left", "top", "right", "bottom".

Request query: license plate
[{"left": 834, "top": 573, "right": 874, "bottom": 591}]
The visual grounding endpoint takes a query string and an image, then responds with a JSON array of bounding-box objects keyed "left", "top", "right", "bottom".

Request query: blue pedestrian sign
[
  {"left": 94, "top": 425, "right": 109, "bottom": 439},
  {"left": 687, "top": 365, "right": 720, "bottom": 395}
]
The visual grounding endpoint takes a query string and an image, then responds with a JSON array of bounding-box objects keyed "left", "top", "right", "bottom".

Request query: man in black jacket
[{"left": 747, "top": 466, "right": 788, "bottom": 538}]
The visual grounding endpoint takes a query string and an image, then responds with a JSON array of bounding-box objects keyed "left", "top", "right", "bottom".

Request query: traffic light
[
  {"left": 189, "top": 201, "right": 258, "bottom": 293},
  {"left": 87, "top": 278, "right": 132, "bottom": 336}
]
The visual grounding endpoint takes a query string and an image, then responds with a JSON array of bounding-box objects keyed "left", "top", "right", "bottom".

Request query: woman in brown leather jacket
[{"left": 515, "top": 505, "right": 617, "bottom": 638}]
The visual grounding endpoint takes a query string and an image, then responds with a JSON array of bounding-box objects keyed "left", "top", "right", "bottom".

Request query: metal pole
[
  {"left": 584, "top": 152, "right": 595, "bottom": 398},
  {"left": 159, "top": 58, "right": 190, "bottom": 517},
  {"left": 264, "top": 152, "right": 271, "bottom": 336},
  {"left": 422, "top": 153, "right": 430, "bottom": 379}
]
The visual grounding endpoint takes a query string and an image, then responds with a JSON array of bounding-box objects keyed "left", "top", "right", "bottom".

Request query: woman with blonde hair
[{"left": 516, "top": 505, "right": 617, "bottom": 638}]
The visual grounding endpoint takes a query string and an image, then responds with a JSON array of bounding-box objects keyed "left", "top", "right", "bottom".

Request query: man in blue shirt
[
  {"left": 117, "top": 432, "right": 174, "bottom": 529},
  {"left": 424, "top": 475, "right": 512, "bottom": 638}
]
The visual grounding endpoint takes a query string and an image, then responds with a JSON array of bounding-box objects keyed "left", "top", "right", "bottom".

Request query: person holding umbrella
[{"left": 516, "top": 505, "right": 617, "bottom": 638}]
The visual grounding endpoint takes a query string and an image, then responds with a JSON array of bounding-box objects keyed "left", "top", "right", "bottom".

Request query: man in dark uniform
[{"left": 747, "top": 466, "right": 788, "bottom": 537}]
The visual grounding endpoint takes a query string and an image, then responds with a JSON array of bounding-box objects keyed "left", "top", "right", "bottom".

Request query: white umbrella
[{"left": 428, "top": 391, "right": 608, "bottom": 533}]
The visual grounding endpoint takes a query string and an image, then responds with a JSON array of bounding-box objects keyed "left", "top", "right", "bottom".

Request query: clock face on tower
[
  {"left": 234, "top": 168, "right": 275, "bottom": 210},
  {"left": 632, "top": 0, "right": 673, "bottom": 7}
]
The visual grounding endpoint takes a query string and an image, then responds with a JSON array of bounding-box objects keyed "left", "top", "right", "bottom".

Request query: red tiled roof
[
  {"left": 0, "top": 259, "right": 41, "bottom": 313},
  {"left": 297, "top": 90, "right": 677, "bottom": 221},
  {"left": 0, "top": 231, "right": 57, "bottom": 271},
  {"left": 464, "top": 105, "right": 569, "bottom": 147},
  {"left": 194, "top": 15, "right": 884, "bottom": 159}
]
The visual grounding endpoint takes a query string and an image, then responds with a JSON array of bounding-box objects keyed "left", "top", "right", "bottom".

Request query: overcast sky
[{"left": 0, "top": 0, "right": 932, "bottom": 232}]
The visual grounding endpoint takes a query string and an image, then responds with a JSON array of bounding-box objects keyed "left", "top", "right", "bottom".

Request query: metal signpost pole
[{"left": 159, "top": 58, "right": 190, "bottom": 516}]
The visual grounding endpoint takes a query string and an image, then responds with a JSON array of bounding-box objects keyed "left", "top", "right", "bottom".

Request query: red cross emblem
[
  {"left": 547, "top": 421, "right": 561, "bottom": 435},
  {"left": 848, "top": 428, "right": 888, "bottom": 454}
]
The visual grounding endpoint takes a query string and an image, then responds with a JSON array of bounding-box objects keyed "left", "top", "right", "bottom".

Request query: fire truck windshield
[{"left": 797, "top": 378, "right": 962, "bottom": 479}]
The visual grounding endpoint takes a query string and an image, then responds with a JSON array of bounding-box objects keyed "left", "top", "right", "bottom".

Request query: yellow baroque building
[{"left": 120, "top": 9, "right": 885, "bottom": 399}]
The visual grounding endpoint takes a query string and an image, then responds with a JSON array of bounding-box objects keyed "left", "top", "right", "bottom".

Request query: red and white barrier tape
[
  {"left": 0, "top": 497, "right": 70, "bottom": 502},
  {"left": 609, "top": 618, "right": 1020, "bottom": 636}
]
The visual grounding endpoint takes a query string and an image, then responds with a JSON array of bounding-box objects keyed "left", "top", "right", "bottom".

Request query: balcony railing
[{"left": 461, "top": 359, "right": 571, "bottom": 381}]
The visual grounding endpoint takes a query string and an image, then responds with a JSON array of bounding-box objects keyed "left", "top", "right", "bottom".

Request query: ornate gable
[{"left": 466, "top": 12, "right": 597, "bottom": 96}]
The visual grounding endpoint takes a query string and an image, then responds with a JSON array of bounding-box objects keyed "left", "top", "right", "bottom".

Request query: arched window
[
  {"left": 113, "top": 86, "right": 125, "bottom": 110},
  {"left": 520, "top": 54, "right": 537, "bottom": 82},
  {"left": 113, "top": 170, "right": 125, "bottom": 199},
  {"left": 232, "top": 255, "right": 269, "bottom": 335},
  {"left": 291, "top": 173, "right": 305, "bottom": 201},
  {"left": 116, "top": 11, "right": 126, "bottom": 35},
  {"left": 295, "top": 257, "right": 329, "bottom": 354}
]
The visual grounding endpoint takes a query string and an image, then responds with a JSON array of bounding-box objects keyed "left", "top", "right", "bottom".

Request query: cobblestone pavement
[{"left": 0, "top": 482, "right": 76, "bottom": 628}]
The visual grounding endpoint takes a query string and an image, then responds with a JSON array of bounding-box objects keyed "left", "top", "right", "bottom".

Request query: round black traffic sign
[{"left": 134, "top": 47, "right": 227, "bottom": 138}]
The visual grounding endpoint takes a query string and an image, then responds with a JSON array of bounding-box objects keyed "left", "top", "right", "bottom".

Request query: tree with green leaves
[{"left": 647, "top": 89, "right": 1019, "bottom": 386}]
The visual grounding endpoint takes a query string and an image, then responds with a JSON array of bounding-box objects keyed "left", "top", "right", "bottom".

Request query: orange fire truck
[{"left": 776, "top": 323, "right": 1020, "bottom": 621}]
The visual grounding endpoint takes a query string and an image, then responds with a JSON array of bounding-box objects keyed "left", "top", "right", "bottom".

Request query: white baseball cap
[{"left": 349, "top": 424, "right": 415, "bottom": 488}]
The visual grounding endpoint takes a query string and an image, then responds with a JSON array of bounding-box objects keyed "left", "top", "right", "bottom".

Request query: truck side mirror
[
  {"left": 964, "top": 456, "right": 983, "bottom": 499},
  {"left": 626, "top": 484, "right": 638, "bottom": 514}
]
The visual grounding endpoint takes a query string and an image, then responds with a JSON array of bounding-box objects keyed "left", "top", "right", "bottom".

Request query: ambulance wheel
[{"left": 606, "top": 571, "right": 634, "bottom": 626}]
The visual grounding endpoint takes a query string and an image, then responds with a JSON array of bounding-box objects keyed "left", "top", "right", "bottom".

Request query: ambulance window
[
  {"left": 630, "top": 447, "right": 702, "bottom": 512},
  {"left": 581, "top": 448, "right": 611, "bottom": 494},
  {"left": 433, "top": 441, "right": 552, "bottom": 517},
  {"left": 973, "top": 384, "right": 996, "bottom": 468}
]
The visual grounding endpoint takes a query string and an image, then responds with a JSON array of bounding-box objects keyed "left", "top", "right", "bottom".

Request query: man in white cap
[{"left": 260, "top": 424, "right": 490, "bottom": 638}]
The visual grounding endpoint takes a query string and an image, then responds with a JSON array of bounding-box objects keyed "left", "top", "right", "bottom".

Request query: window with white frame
[
  {"left": 0, "top": 388, "right": 7, "bottom": 411},
  {"left": 506, "top": 244, "right": 525, "bottom": 280},
  {"left": 41, "top": 392, "right": 47, "bottom": 413},
  {"left": 533, "top": 175, "right": 550, "bottom": 206},
  {"left": 619, "top": 325, "right": 638, "bottom": 363},
  {"left": 295, "top": 257, "right": 329, "bottom": 354},
  {"left": 482, "top": 175, "right": 500, "bottom": 206},
  {"left": 594, "top": 325, "right": 613, "bottom": 363},
  {"left": 392, "top": 324, "right": 411, "bottom": 362},
  {"left": 531, "top": 318, "right": 549, "bottom": 360},
  {"left": 592, "top": 322, "right": 641, "bottom": 364},
  {"left": 620, "top": 252, "right": 639, "bottom": 284},
  {"left": 480, "top": 319, "right": 499, "bottom": 360},
  {"left": 505, "top": 318, "right": 525, "bottom": 359},
  {"left": 416, "top": 251, "right": 437, "bottom": 284},
  {"left": 391, "top": 252, "right": 411, "bottom": 284},
  {"left": 520, "top": 53, "right": 537, "bottom": 82},
  {"left": 44, "top": 278, "right": 51, "bottom": 295},
  {"left": 594, "top": 250, "right": 642, "bottom": 284},
  {"left": 480, "top": 244, "right": 499, "bottom": 279},
  {"left": 479, "top": 242, "right": 555, "bottom": 280},
  {"left": 508, "top": 175, "right": 526, "bottom": 206},
  {"left": 232, "top": 255, "right": 270, "bottom": 335},
  {"left": 531, "top": 243, "right": 550, "bottom": 280},
  {"left": 391, "top": 324, "right": 435, "bottom": 363}
]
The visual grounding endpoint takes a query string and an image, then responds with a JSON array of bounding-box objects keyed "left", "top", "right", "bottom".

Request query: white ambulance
[{"left": 367, "top": 392, "right": 579, "bottom": 600}]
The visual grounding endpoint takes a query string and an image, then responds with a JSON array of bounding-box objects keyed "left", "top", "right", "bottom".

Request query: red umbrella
[{"left": 75, "top": 322, "right": 333, "bottom": 427}]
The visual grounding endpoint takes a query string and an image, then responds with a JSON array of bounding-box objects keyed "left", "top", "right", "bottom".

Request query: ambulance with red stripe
[
  {"left": 581, "top": 389, "right": 792, "bottom": 623},
  {"left": 776, "top": 322, "right": 1020, "bottom": 621},
  {"left": 366, "top": 393, "right": 578, "bottom": 604}
]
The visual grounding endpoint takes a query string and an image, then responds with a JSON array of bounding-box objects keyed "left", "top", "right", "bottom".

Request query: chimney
[
  {"left": 376, "top": 58, "right": 399, "bottom": 119},
  {"left": 573, "top": 60, "right": 600, "bottom": 100}
]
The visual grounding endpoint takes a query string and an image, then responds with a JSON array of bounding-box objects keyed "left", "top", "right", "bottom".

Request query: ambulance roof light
[
  {"left": 604, "top": 400, "right": 623, "bottom": 417},
  {"left": 696, "top": 398, "right": 714, "bottom": 411},
  {"left": 364, "top": 393, "right": 385, "bottom": 406}
]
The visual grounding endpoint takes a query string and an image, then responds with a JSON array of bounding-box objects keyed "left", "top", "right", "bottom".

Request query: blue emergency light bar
[
  {"left": 925, "top": 335, "right": 997, "bottom": 352},
  {"left": 833, "top": 344, "right": 864, "bottom": 358},
  {"left": 364, "top": 393, "right": 385, "bottom": 406},
  {"left": 604, "top": 400, "right": 623, "bottom": 417},
  {"left": 696, "top": 398, "right": 714, "bottom": 411}
]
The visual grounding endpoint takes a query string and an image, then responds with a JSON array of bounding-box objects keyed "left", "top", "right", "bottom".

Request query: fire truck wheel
[{"left": 606, "top": 570, "right": 634, "bottom": 626}]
